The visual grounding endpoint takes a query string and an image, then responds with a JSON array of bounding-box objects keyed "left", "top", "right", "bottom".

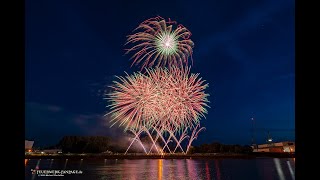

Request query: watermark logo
[{"left": 31, "top": 169, "right": 83, "bottom": 177}]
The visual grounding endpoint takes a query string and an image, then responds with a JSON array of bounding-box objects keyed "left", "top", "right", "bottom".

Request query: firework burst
[
  {"left": 104, "top": 16, "right": 210, "bottom": 154},
  {"left": 125, "top": 16, "right": 194, "bottom": 70},
  {"left": 105, "top": 66, "right": 209, "bottom": 132}
]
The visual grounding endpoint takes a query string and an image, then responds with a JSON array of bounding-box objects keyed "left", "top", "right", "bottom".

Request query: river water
[{"left": 25, "top": 158, "right": 295, "bottom": 180}]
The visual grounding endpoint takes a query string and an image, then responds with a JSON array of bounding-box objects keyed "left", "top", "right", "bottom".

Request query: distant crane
[
  {"left": 250, "top": 126, "right": 294, "bottom": 144},
  {"left": 251, "top": 117, "right": 257, "bottom": 151}
]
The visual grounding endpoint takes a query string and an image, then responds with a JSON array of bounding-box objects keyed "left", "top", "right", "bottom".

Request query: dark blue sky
[{"left": 25, "top": 0, "right": 295, "bottom": 147}]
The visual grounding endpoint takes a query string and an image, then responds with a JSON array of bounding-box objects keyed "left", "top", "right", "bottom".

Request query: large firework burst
[
  {"left": 105, "top": 66, "right": 209, "bottom": 132},
  {"left": 125, "top": 16, "right": 194, "bottom": 70}
]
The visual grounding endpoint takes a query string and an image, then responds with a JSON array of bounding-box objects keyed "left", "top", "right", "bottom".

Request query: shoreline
[{"left": 25, "top": 152, "right": 294, "bottom": 160}]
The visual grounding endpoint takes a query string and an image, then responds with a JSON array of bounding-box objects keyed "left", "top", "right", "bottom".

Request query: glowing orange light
[{"left": 158, "top": 159, "right": 163, "bottom": 180}]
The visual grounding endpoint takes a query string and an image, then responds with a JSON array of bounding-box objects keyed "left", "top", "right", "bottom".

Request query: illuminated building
[
  {"left": 41, "top": 149, "right": 62, "bottom": 154},
  {"left": 251, "top": 141, "right": 295, "bottom": 153}
]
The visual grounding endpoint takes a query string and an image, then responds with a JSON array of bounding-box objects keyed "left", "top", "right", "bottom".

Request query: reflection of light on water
[
  {"left": 215, "top": 160, "right": 221, "bottom": 180},
  {"left": 205, "top": 161, "right": 211, "bottom": 180},
  {"left": 35, "top": 159, "right": 40, "bottom": 169},
  {"left": 148, "top": 159, "right": 156, "bottom": 180},
  {"left": 79, "top": 159, "right": 83, "bottom": 168},
  {"left": 287, "top": 161, "right": 295, "bottom": 179},
  {"left": 25, "top": 159, "right": 28, "bottom": 166},
  {"left": 64, "top": 159, "right": 68, "bottom": 170},
  {"left": 177, "top": 160, "right": 184, "bottom": 179},
  {"left": 49, "top": 159, "right": 54, "bottom": 168},
  {"left": 129, "top": 160, "right": 136, "bottom": 180},
  {"left": 176, "top": 159, "right": 184, "bottom": 177},
  {"left": 26, "top": 158, "right": 299, "bottom": 179},
  {"left": 274, "top": 158, "right": 285, "bottom": 180},
  {"left": 141, "top": 159, "right": 149, "bottom": 179},
  {"left": 187, "top": 159, "right": 197, "bottom": 179},
  {"left": 168, "top": 159, "right": 174, "bottom": 180},
  {"left": 122, "top": 159, "right": 138, "bottom": 180},
  {"left": 158, "top": 159, "right": 163, "bottom": 180},
  {"left": 32, "top": 159, "right": 41, "bottom": 180}
]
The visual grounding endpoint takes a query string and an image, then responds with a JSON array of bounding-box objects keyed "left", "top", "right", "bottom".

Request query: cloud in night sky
[{"left": 25, "top": 102, "right": 126, "bottom": 147}]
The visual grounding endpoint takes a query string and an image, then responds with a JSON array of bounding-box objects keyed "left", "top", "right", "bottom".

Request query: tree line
[
  {"left": 57, "top": 136, "right": 111, "bottom": 153},
  {"left": 189, "top": 142, "right": 253, "bottom": 154}
]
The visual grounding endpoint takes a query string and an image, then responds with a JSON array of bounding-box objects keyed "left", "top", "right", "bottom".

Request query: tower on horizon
[{"left": 251, "top": 116, "right": 257, "bottom": 151}]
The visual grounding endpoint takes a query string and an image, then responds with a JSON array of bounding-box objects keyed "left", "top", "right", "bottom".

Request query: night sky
[{"left": 25, "top": 0, "right": 295, "bottom": 147}]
